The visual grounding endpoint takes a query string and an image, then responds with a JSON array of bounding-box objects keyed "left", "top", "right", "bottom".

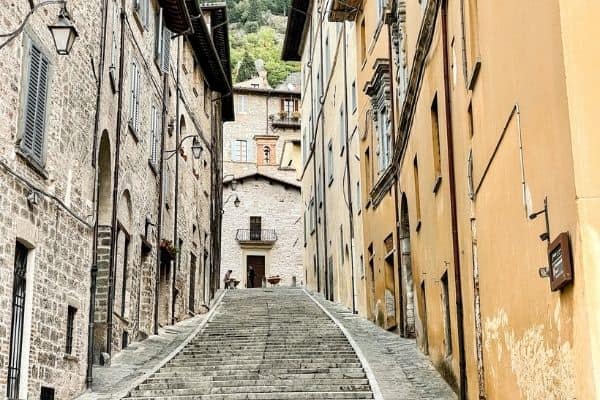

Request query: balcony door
[{"left": 250, "top": 216, "right": 262, "bottom": 240}]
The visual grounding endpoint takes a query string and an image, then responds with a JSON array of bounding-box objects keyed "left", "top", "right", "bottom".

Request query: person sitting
[{"left": 224, "top": 269, "right": 233, "bottom": 289}]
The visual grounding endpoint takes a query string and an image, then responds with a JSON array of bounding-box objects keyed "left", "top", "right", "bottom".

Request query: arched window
[{"left": 263, "top": 145, "right": 271, "bottom": 165}]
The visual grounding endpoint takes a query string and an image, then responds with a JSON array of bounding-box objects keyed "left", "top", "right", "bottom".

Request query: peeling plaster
[{"left": 484, "top": 309, "right": 575, "bottom": 400}]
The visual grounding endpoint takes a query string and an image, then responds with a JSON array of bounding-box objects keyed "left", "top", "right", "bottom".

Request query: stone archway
[
  {"left": 400, "top": 194, "right": 416, "bottom": 338},
  {"left": 94, "top": 131, "right": 113, "bottom": 363}
]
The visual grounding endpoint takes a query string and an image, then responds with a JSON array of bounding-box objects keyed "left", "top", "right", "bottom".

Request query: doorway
[{"left": 247, "top": 255, "right": 265, "bottom": 288}]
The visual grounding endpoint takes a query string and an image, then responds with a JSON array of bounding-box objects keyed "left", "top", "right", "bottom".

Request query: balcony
[
  {"left": 236, "top": 229, "right": 278, "bottom": 247},
  {"left": 270, "top": 112, "right": 301, "bottom": 129}
]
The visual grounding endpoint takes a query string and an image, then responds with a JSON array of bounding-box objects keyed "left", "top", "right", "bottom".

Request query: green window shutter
[{"left": 22, "top": 44, "right": 49, "bottom": 165}]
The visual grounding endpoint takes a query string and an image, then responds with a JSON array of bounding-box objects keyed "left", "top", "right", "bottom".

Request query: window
[
  {"left": 364, "top": 147, "right": 371, "bottom": 192},
  {"left": 468, "top": 101, "right": 474, "bottom": 138},
  {"left": 189, "top": 253, "right": 197, "bottom": 312},
  {"left": 128, "top": 60, "right": 141, "bottom": 134},
  {"left": 282, "top": 98, "right": 297, "bottom": 116},
  {"left": 413, "top": 156, "right": 422, "bottom": 225},
  {"left": 324, "top": 35, "right": 331, "bottom": 80},
  {"left": 377, "top": 107, "right": 391, "bottom": 170},
  {"left": 250, "top": 216, "right": 262, "bottom": 240},
  {"left": 8, "top": 242, "right": 28, "bottom": 399},
  {"left": 231, "top": 140, "right": 248, "bottom": 162},
  {"left": 65, "top": 306, "right": 76, "bottom": 354},
  {"left": 133, "top": 0, "right": 149, "bottom": 28},
  {"left": 327, "top": 140, "right": 334, "bottom": 185},
  {"left": 351, "top": 81, "right": 357, "bottom": 113},
  {"left": 356, "top": 181, "right": 361, "bottom": 212},
  {"left": 309, "top": 197, "right": 316, "bottom": 233},
  {"left": 360, "top": 18, "right": 366, "bottom": 63},
  {"left": 339, "top": 104, "right": 346, "bottom": 153},
  {"left": 441, "top": 271, "right": 452, "bottom": 356},
  {"left": 154, "top": 9, "right": 171, "bottom": 71},
  {"left": 431, "top": 94, "right": 442, "bottom": 185},
  {"left": 339, "top": 225, "right": 344, "bottom": 263},
  {"left": 40, "top": 386, "right": 54, "bottom": 400},
  {"left": 317, "top": 165, "right": 323, "bottom": 208},
  {"left": 150, "top": 105, "right": 160, "bottom": 166},
  {"left": 20, "top": 41, "right": 50, "bottom": 168},
  {"left": 238, "top": 94, "right": 248, "bottom": 113},
  {"left": 110, "top": 0, "right": 119, "bottom": 73},
  {"left": 302, "top": 131, "right": 307, "bottom": 164},
  {"left": 40, "top": 387, "right": 55, "bottom": 400},
  {"left": 303, "top": 210, "right": 307, "bottom": 245},
  {"left": 376, "top": 0, "right": 385, "bottom": 21}
]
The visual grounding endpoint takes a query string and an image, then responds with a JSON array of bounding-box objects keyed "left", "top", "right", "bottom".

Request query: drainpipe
[
  {"left": 106, "top": 0, "right": 127, "bottom": 356},
  {"left": 154, "top": 60, "right": 170, "bottom": 335},
  {"left": 441, "top": 1, "right": 467, "bottom": 397},
  {"left": 171, "top": 36, "right": 181, "bottom": 326},
  {"left": 341, "top": 21, "right": 356, "bottom": 314},
  {"left": 317, "top": 5, "right": 331, "bottom": 300},
  {"left": 87, "top": 0, "right": 109, "bottom": 385}
]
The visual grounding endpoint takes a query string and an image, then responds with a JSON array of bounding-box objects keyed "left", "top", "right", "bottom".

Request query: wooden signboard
[{"left": 548, "top": 232, "right": 573, "bottom": 292}]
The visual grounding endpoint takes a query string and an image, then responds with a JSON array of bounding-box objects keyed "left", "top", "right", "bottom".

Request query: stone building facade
[
  {"left": 220, "top": 75, "right": 303, "bottom": 288},
  {"left": 0, "top": 1, "right": 231, "bottom": 398},
  {"left": 282, "top": 1, "right": 367, "bottom": 319}
]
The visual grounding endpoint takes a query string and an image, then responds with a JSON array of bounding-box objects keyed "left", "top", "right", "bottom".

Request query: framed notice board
[{"left": 548, "top": 232, "right": 573, "bottom": 292}]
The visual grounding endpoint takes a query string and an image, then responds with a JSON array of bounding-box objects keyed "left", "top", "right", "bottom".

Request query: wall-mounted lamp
[
  {"left": 26, "top": 188, "right": 40, "bottom": 206},
  {"left": 48, "top": 6, "right": 78, "bottom": 55},
  {"left": 191, "top": 137, "right": 203, "bottom": 159},
  {"left": 223, "top": 174, "right": 238, "bottom": 191}
]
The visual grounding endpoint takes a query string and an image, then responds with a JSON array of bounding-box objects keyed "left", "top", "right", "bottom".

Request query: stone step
[
  {"left": 131, "top": 383, "right": 370, "bottom": 396},
  {"left": 140, "top": 378, "right": 369, "bottom": 388},
  {"left": 126, "top": 391, "right": 374, "bottom": 399},
  {"left": 149, "top": 371, "right": 367, "bottom": 380}
]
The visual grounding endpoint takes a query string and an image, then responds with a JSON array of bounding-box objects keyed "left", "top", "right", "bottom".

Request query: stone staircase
[{"left": 124, "top": 289, "right": 374, "bottom": 399}]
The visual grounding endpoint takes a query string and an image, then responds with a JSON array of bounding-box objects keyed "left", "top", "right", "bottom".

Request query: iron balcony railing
[
  {"left": 236, "top": 229, "right": 278, "bottom": 242},
  {"left": 271, "top": 113, "right": 301, "bottom": 127}
]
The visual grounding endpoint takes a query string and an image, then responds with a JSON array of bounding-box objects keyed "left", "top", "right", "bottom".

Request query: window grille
[
  {"left": 7, "top": 243, "right": 28, "bottom": 399},
  {"left": 65, "top": 306, "right": 76, "bottom": 354}
]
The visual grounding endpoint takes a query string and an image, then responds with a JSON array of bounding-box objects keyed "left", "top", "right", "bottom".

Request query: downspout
[
  {"left": 87, "top": 0, "right": 109, "bottom": 385},
  {"left": 317, "top": 5, "right": 330, "bottom": 300},
  {"left": 171, "top": 36, "right": 181, "bottom": 325},
  {"left": 441, "top": 1, "right": 467, "bottom": 397},
  {"left": 154, "top": 62, "right": 170, "bottom": 335},
  {"left": 106, "top": 0, "right": 127, "bottom": 356},
  {"left": 341, "top": 21, "right": 356, "bottom": 313},
  {"left": 386, "top": 8, "right": 404, "bottom": 336}
]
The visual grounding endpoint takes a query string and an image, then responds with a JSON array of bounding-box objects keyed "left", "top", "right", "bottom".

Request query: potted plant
[{"left": 292, "top": 111, "right": 301, "bottom": 121}]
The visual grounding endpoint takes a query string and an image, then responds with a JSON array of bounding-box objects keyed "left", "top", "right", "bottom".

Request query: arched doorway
[
  {"left": 400, "top": 194, "right": 416, "bottom": 338},
  {"left": 94, "top": 131, "right": 113, "bottom": 363}
]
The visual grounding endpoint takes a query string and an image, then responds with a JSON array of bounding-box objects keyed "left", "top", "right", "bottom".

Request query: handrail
[{"left": 236, "top": 229, "right": 278, "bottom": 242}]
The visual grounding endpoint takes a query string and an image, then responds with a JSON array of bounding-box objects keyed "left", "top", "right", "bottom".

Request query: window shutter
[
  {"left": 161, "top": 27, "right": 171, "bottom": 72},
  {"left": 248, "top": 140, "right": 256, "bottom": 162},
  {"left": 150, "top": 105, "right": 157, "bottom": 163},
  {"left": 230, "top": 140, "right": 237, "bottom": 161},
  {"left": 134, "top": 67, "right": 140, "bottom": 131},
  {"left": 22, "top": 44, "right": 49, "bottom": 165}
]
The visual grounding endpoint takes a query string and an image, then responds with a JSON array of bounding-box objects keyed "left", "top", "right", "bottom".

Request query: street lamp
[
  {"left": 223, "top": 174, "right": 238, "bottom": 191},
  {"left": 48, "top": 6, "right": 79, "bottom": 55},
  {"left": 164, "top": 134, "right": 203, "bottom": 160},
  {"left": 191, "top": 137, "right": 203, "bottom": 159},
  {"left": 0, "top": 1, "right": 79, "bottom": 53}
]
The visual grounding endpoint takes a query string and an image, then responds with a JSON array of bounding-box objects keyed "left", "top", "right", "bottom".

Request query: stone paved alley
[{"left": 79, "top": 289, "right": 454, "bottom": 399}]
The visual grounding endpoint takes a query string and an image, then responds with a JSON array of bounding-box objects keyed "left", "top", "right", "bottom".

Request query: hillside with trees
[{"left": 208, "top": 0, "right": 300, "bottom": 86}]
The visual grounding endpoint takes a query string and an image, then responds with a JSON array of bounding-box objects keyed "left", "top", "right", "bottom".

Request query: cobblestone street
[{"left": 78, "top": 289, "right": 454, "bottom": 399}]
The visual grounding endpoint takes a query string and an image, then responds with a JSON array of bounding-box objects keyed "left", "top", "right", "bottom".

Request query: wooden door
[{"left": 247, "top": 256, "right": 265, "bottom": 288}]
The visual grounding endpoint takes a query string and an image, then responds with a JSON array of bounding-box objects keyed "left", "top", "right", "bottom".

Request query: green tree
[{"left": 236, "top": 52, "right": 257, "bottom": 82}]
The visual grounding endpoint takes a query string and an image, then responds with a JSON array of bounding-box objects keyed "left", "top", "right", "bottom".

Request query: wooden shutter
[
  {"left": 161, "top": 27, "right": 171, "bottom": 72},
  {"left": 134, "top": 66, "right": 140, "bottom": 131},
  {"left": 22, "top": 43, "right": 49, "bottom": 165},
  {"left": 150, "top": 105, "right": 157, "bottom": 164}
]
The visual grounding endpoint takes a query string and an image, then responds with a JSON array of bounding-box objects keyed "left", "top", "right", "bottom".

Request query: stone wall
[
  {"left": 221, "top": 177, "right": 303, "bottom": 288},
  {"left": 0, "top": 0, "right": 222, "bottom": 398}
]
